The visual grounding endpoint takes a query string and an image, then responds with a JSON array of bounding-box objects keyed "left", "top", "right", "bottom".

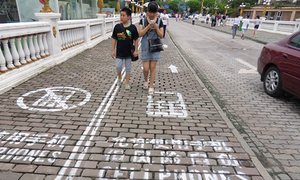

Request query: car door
[{"left": 280, "top": 33, "right": 300, "bottom": 96}]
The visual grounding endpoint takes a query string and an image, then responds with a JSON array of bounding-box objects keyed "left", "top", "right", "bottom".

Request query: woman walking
[
  {"left": 253, "top": 16, "right": 260, "bottom": 38},
  {"left": 138, "top": 2, "right": 164, "bottom": 94}
]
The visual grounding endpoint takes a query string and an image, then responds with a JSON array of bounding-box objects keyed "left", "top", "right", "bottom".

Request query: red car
[{"left": 257, "top": 31, "right": 300, "bottom": 98}]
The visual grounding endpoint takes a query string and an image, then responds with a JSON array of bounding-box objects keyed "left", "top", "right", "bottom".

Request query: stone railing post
[
  {"left": 84, "top": 21, "right": 91, "bottom": 43},
  {"left": 273, "top": 21, "right": 279, "bottom": 32},
  {"left": 97, "top": 14, "right": 106, "bottom": 36},
  {"left": 35, "top": 13, "right": 62, "bottom": 56},
  {"left": 295, "top": 19, "right": 300, "bottom": 32}
]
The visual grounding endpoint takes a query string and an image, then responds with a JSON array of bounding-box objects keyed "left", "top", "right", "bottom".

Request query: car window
[{"left": 289, "top": 34, "right": 300, "bottom": 49}]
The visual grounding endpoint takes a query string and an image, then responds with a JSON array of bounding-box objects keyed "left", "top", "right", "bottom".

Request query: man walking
[
  {"left": 241, "top": 15, "right": 250, "bottom": 40},
  {"left": 161, "top": 10, "right": 169, "bottom": 38},
  {"left": 232, "top": 15, "right": 240, "bottom": 39}
]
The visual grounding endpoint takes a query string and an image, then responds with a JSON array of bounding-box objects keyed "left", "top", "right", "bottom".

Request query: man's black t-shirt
[{"left": 112, "top": 24, "right": 139, "bottom": 59}]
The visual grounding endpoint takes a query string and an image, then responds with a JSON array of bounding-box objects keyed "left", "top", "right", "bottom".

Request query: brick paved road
[
  {"left": 0, "top": 28, "right": 268, "bottom": 179},
  {"left": 185, "top": 19, "right": 288, "bottom": 45},
  {"left": 168, "top": 19, "right": 300, "bottom": 180}
]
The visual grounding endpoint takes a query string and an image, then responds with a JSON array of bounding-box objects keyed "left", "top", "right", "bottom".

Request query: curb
[
  {"left": 168, "top": 30, "right": 273, "bottom": 180},
  {"left": 183, "top": 20, "right": 268, "bottom": 45}
]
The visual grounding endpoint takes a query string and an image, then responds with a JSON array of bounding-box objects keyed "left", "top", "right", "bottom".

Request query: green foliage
[
  {"left": 106, "top": 1, "right": 116, "bottom": 9},
  {"left": 167, "top": 0, "right": 182, "bottom": 12},
  {"left": 186, "top": 0, "right": 200, "bottom": 13}
]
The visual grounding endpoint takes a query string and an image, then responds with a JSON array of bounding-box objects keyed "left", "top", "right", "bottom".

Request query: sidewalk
[
  {"left": 185, "top": 19, "right": 288, "bottom": 44},
  {"left": 0, "top": 34, "right": 270, "bottom": 179}
]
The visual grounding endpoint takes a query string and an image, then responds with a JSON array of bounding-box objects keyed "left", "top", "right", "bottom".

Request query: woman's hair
[
  {"left": 257, "top": 15, "right": 260, "bottom": 19},
  {"left": 148, "top": 2, "right": 158, "bottom": 13}
]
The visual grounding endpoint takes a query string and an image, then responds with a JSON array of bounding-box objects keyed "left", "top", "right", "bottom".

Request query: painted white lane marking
[
  {"left": 55, "top": 70, "right": 125, "bottom": 180},
  {"left": 17, "top": 87, "right": 91, "bottom": 112},
  {"left": 147, "top": 91, "right": 188, "bottom": 118},
  {"left": 235, "top": 58, "right": 258, "bottom": 74},
  {"left": 238, "top": 69, "right": 258, "bottom": 74},
  {"left": 57, "top": 38, "right": 142, "bottom": 179},
  {"left": 235, "top": 58, "right": 257, "bottom": 70},
  {"left": 168, "top": 64, "right": 178, "bottom": 73},
  {"left": 138, "top": 38, "right": 142, "bottom": 52}
]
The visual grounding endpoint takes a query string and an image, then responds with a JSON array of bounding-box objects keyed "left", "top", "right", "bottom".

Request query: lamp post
[
  {"left": 138, "top": 4, "right": 141, "bottom": 13},
  {"left": 131, "top": 0, "right": 135, "bottom": 13},
  {"left": 239, "top": 3, "right": 246, "bottom": 16},
  {"left": 224, "top": 5, "right": 229, "bottom": 16},
  {"left": 39, "top": 0, "right": 53, "bottom": 13},
  {"left": 262, "top": 0, "right": 270, "bottom": 17},
  {"left": 214, "top": 6, "right": 219, "bottom": 15},
  {"left": 200, "top": 0, "right": 204, "bottom": 16}
]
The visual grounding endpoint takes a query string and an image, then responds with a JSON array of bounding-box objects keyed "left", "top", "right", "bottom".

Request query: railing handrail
[{"left": 0, "top": 22, "right": 50, "bottom": 39}]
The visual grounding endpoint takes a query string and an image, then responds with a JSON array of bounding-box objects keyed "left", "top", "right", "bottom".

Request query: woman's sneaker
[{"left": 149, "top": 88, "right": 154, "bottom": 95}]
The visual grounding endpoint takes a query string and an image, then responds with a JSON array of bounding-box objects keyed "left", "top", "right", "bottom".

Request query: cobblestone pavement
[
  {"left": 184, "top": 19, "right": 288, "bottom": 45},
  {"left": 168, "top": 20, "right": 300, "bottom": 180},
  {"left": 0, "top": 29, "right": 268, "bottom": 179}
]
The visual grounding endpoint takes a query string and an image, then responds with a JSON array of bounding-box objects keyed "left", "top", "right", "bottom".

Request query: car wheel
[{"left": 263, "top": 66, "right": 283, "bottom": 97}]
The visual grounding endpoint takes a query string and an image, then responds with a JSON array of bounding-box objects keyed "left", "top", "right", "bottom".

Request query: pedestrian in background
[
  {"left": 253, "top": 16, "right": 260, "bottom": 38},
  {"left": 232, "top": 15, "right": 240, "bottom": 39},
  {"left": 161, "top": 9, "right": 169, "bottom": 38},
  {"left": 241, "top": 15, "right": 250, "bottom": 40},
  {"left": 206, "top": 13, "right": 210, "bottom": 24},
  {"left": 211, "top": 14, "right": 216, "bottom": 27},
  {"left": 192, "top": 14, "right": 196, "bottom": 25},
  {"left": 222, "top": 15, "right": 227, "bottom": 26},
  {"left": 112, "top": 7, "right": 139, "bottom": 90}
]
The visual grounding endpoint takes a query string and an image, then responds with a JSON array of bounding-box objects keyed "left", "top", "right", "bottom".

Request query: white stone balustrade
[
  {"left": 90, "top": 19, "right": 103, "bottom": 40},
  {"left": 224, "top": 18, "right": 300, "bottom": 35},
  {"left": 58, "top": 20, "right": 87, "bottom": 51},
  {"left": 197, "top": 16, "right": 300, "bottom": 35},
  {"left": 0, "top": 22, "right": 50, "bottom": 72},
  {"left": 0, "top": 14, "right": 140, "bottom": 94},
  {"left": 105, "top": 18, "right": 116, "bottom": 33}
]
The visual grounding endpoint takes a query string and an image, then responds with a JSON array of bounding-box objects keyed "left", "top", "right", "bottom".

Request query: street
[
  {"left": 0, "top": 24, "right": 271, "bottom": 179},
  {"left": 168, "top": 19, "right": 300, "bottom": 180},
  {"left": 0, "top": 17, "right": 299, "bottom": 180}
]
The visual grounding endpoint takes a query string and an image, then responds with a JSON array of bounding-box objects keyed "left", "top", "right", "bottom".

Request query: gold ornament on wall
[
  {"left": 116, "top": 0, "right": 121, "bottom": 14},
  {"left": 52, "top": 26, "right": 57, "bottom": 38},
  {"left": 39, "top": 0, "right": 53, "bottom": 13},
  {"left": 98, "top": 0, "right": 104, "bottom": 14}
]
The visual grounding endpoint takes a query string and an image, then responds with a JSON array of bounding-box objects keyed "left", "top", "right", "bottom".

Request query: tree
[
  {"left": 186, "top": 0, "right": 200, "bottom": 13},
  {"left": 167, "top": 0, "right": 182, "bottom": 12}
]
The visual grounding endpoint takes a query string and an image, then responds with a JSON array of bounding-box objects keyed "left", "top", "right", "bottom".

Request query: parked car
[{"left": 257, "top": 31, "right": 300, "bottom": 98}]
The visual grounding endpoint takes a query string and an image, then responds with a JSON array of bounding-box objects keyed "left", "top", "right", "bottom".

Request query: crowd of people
[{"left": 203, "top": 13, "right": 262, "bottom": 39}]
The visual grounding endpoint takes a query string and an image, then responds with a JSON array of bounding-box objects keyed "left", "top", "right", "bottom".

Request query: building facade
[
  {"left": 0, "top": 0, "right": 118, "bottom": 23},
  {"left": 244, "top": 6, "right": 300, "bottom": 21}
]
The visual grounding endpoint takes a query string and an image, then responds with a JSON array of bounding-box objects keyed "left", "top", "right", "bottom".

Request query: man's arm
[
  {"left": 112, "top": 39, "right": 116, "bottom": 59},
  {"left": 133, "top": 39, "right": 139, "bottom": 57}
]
